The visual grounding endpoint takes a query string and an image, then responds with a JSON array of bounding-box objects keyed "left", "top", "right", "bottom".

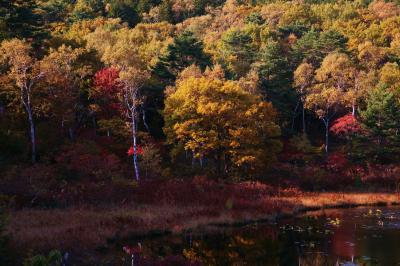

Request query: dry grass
[
  {"left": 6, "top": 190, "right": 400, "bottom": 255},
  {"left": 283, "top": 192, "right": 400, "bottom": 209}
]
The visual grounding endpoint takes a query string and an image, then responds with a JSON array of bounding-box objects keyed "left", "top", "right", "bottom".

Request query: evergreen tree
[
  {"left": 0, "top": 0, "right": 47, "bottom": 43},
  {"left": 158, "top": 0, "right": 174, "bottom": 23},
  {"left": 70, "top": 0, "right": 105, "bottom": 22},
  {"left": 106, "top": 0, "right": 138, "bottom": 26},
  {"left": 0, "top": 1, "right": 10, "bottom": 40},
  {"left": 40, "top": 0, "right": 72, "bottom": 24},
  {"left": 257, "top": 40, "right": 297, "bottom": 130},
  {"left": 219, "top": 28, "right": 256, "bottom": 78},
  {"left": 152, "top": 31, "right": 211, "bottom": 82},
  {"left": 291, "top": 29, "right": 347, "bottom": 67},
  {"left": 361, "top": 85, "right": 400, "bottom": 146},
  {"left": 137, "top": 0, "right": 155, "bottom": 16}
]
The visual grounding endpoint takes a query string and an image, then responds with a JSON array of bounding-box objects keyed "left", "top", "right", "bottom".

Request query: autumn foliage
[
  {"left": 330, "top": 114, "right": 362, "bottom": 139},
  {"left": 93, "top": 67, "right": 122, "bottom": 113},
  {"left": 4, "top": 0, "right": 400, "bottom": 265},
  {"left": 127, "top": 145, "right": 144, "bottom": 156}
]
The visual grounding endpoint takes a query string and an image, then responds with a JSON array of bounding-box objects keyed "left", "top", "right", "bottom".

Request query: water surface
[{"left": 113, "top": 206, "right": 400, "bottom": 265}]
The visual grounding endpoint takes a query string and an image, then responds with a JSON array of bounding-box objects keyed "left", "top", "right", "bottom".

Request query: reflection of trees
[
  {"left": 279, "top": 216, "right": 330, "bottom": 265},
  {"left": 332, "top": 226, "right": 355, "bottom": 259},
  {"left": 116, "top": 209, "right": 400, "bottom": 265},
  {"left": 184, "top": 226, "right": 280, "bottom": 265},
  {"left": 298, "top": 252, "right": 328, "bottom": 266}
]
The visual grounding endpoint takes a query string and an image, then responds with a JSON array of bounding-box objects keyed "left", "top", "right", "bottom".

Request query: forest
[{"left": 2, "top": 0, "right": 400, "bottom": 265}]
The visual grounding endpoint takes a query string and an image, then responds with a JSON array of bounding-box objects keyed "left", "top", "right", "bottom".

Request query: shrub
[
  {"left": 139, "top": 143, "right": 164, "bottom": 178},
  {"left": 55, "top": 141, "right": 123, "bottom": 181},
  {"left": 24, "top": 250, "right": 62, "bottom": 266},
  {"left": 326, "top": 152, "right": 349, "bottom": 172},
  {"left": 330, "top": 114, "right": 362, "bottom": 140}
]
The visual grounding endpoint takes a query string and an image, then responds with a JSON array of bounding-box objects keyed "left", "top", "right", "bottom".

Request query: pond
[{"left": 109, "top": 206, "right": 400, "bottom": 265}]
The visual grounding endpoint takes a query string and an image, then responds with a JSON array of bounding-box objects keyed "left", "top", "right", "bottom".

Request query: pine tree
[
  {"left": 106, "top": 0, "right": 138, "bottom": 26},
  {"left": 257, "top": 40, "right": 297, "bottom": 129},
  {"left": 362, "top": 85, "right": 400, "bottom": 146},
  {"left": 152, "top": 31, "right": 211, "bottom": 82},
  {"left": 158, "top": 0, "right": 173, "bottom": 23},
  {"left": 0, "top": 0, "right": 48, "bottom": 46}
]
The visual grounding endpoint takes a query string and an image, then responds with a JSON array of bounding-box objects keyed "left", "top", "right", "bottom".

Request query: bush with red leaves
[
  {"left": 361, "top": 163, "right": 400, "bottom": 187},
  {"left": 330, "top": 114, "right": 362, "bottom": 139},
  {"left": 326, "top": 152, "right": 349, "bottom": 172}
]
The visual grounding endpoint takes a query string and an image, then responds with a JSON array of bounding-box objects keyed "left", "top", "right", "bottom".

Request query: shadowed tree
[
  {"left": 256, "top": 40, "right": 297, "bottom": 130},
  {"left": 106, "top": 0, "right": 139, "bottom": 26},
  {"left": 40, "top": 45, "right": 85, "bottom": 141},
  {"left": 0, "top": 39, "right": 44, "bottom": 163},
  {"left": 0, "top": 0, "right": 47, "bottom": 43},
  {"left": 152, "top": 30, "right": 211, "bottom": 82}
]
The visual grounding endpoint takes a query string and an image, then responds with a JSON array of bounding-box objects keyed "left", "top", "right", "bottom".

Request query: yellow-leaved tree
[
  {"left": 86, "top": 22, "right": 174, "bottom": 180},
  {"left": 305, "top": 53, "right": 356, "bottom": 154},
  {"left": 0, "top": 39, "right": 44, "bottom": 163},
  {"left": 164, "top": 65, "right": 281, "bottom": 178}
]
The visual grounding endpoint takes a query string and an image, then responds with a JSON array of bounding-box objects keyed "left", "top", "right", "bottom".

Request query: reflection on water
[{"left": 113, "top": 207, "right": 400, "bottom": 265}]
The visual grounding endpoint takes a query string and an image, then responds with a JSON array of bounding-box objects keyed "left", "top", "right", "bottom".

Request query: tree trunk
[
  {"left": 302, "top": 103, "right": 306, "bottom": 134},
  {"left": 224, "top": 153, "right": 228, "bottom": 174},
  {"left": 142, "top": 107, "right": 150, "bottom": 132},
  {"left": 291, "top": 99, "right": 300, "bottom": 133},
  {"left": 191, "top": 151, "right": 195, "bottom": 169},
  {"left": 131, "top": 109, "right": 140, "bottom": 181},
  {"left": 216, "top": 151, "right": 223, "bottom": 178},
  {"left": 324, "top": 119, "right": 329, "bottom": 154},
  {"left": 352, "top": 103, "right": 356, "bottom": 117},
  {"left": 68, "top": 127, "right": 74, "bottom": 141},
  {"left": 27, "top": 107, "right": 37, "bottom": 163},
  {"left": 22, "top": 87, "right": 37, "bottom": 163},
  {"left": 92, "top": 116, "right": 97, "bottom": 136}
]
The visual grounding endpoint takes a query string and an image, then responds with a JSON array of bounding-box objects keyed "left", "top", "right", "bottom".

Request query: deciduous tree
[
  {"left": 0, "top": 39, "right": 43, "bottom": 163},
  {"left": 164, "top": 66, "right": 281, "bottom": 177},
  {"left": 305, "top": 53, "right": 356, "bottom": 153},
  {"left": 294, "top": 62, "right": 314, "bottom": 134},
  {"left": 40, "top": 45, "right": 85, "bottom": 140},
  {"left": 86, "top": 22, "right": 174, "bottom": 180}
]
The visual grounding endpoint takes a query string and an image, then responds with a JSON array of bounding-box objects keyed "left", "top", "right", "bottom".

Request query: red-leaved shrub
[{"left": 330, "top": 114, "right": 362, "bottom": 139}]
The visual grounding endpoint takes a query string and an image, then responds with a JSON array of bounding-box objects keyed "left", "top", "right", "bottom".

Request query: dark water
[{"left": 114, "top": 207, "right": 400, "bottom": 265}]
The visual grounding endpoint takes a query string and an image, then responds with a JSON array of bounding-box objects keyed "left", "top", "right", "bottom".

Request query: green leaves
[
  {"left": 219, "top": 28, "right": 257, "bottom": 78},
  {"left": 361, "top": 85, "right": 400, "bottom": 144},
  {"left": 152, "top": 30, "right": 211, "bottom": 82}
]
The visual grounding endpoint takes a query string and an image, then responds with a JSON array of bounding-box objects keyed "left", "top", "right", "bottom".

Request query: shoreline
[
  {"left": 193, "top": 195, "right": 400, "bottom": 232},
  {"left": 6, "top": 192, "right": 400, "bottom": 255}
]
